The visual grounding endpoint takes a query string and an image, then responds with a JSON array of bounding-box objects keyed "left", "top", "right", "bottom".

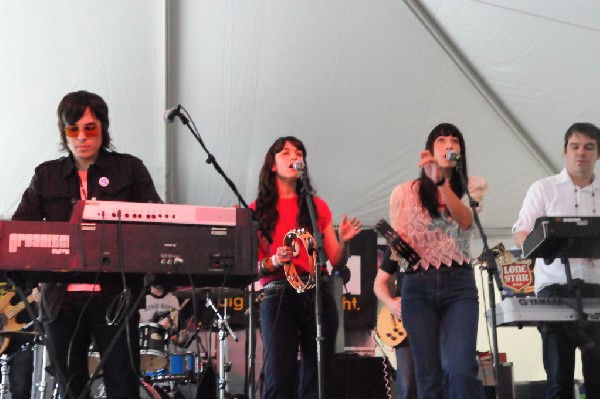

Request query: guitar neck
[{"left": 5, "top": 294, "right": 35, "bottom": 319}]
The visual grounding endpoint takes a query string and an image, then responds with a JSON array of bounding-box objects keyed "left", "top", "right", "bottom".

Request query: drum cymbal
[
  {"left": 0, "top": 330, "right": 39, "bottom": 338},
  {"left": 172, "top": 287, "right": 245, "bottom": 300}
]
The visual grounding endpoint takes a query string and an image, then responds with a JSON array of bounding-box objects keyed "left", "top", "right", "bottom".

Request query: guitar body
[
  {"left": 376, "top": 306, "right": 407, "bottom": 347},
  {"left": 0, "top": 292, "right": 34, "bottom": 355}
]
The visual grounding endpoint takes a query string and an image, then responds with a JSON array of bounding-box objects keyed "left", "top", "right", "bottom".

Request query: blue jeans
[
  {"left": 260, "top": 280, "right": 338, "bottom": 399},
  {"left": 537, "top": 282, "right": 600, "bottom": 399},
  {"left": 401, "top": 267, "right": 484, "bottom": 399},
  {"left": 395, "top": 342, "right": 417, "bottom": 399}
]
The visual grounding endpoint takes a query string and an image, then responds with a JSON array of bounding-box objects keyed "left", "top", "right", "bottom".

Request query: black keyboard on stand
[{"left": 523, "top": 216, "right": 600, "bottom": 260}]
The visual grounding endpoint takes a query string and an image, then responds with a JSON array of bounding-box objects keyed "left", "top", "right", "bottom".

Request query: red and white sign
[{"left": 501, "top": 259, "right": 534, "bottom": 294}]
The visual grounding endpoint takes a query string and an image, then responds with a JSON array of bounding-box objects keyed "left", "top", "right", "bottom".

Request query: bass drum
[
  {"left": 139, "top": 323, "right": 168, "bottom": 372},
  {"left": 90, "top": 376, "right": 165, "bottom": 399}
]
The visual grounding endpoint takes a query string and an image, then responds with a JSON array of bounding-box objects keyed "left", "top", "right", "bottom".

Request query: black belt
[{"left": 263, "top": 274, "right": 330, "bottom": 291}]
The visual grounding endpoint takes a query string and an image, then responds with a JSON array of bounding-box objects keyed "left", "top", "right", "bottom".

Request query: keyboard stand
[{"left": 558, "top": 251, "right": 587, "bottom": 330}]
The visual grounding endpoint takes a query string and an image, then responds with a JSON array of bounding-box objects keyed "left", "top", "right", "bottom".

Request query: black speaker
[{"left": 332, "top": 354, "right": 389, "bottom": 399}]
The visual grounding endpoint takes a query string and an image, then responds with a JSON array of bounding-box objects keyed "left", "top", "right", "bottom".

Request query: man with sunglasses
[{"left": 12, "top": 90, "right": 162, "bottom": 399}]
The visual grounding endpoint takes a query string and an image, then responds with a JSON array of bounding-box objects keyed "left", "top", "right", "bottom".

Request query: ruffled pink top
[{"left": 389, "top": 176, "right": 487, "bottom": 271}]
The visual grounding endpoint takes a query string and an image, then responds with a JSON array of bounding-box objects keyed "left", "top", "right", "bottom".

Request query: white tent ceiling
[
  {"left": 167, "top": 0, "right": 600, "bottom": 237},
  {"left": 4, "top": 1, "right": 599, "bottom": 234}
]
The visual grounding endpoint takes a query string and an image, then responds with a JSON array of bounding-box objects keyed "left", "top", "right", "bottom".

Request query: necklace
[
  {"left": 573, "top": 184, "right": 596, "bottom": 215},
  {"left": 78, "top": 170, "right": 88, "bottom": 200}
]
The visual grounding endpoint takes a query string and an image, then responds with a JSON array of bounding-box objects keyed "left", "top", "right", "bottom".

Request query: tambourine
[{"left": 282, "top": 228, "right": 317, "bottom": 293}]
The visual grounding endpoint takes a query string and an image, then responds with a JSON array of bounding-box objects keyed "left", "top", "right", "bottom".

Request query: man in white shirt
[{"left": 513, "top": 123, "right": 600, "bottom": 399}]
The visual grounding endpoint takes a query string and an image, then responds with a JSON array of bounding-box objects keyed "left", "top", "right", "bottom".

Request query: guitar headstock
[{"left": 375, "top": 218, "right": 421, "bottom": 267}]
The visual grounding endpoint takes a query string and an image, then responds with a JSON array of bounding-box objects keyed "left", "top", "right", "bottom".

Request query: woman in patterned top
[{"left": 389, "top": 123, "right": 487, "bottom": 399}]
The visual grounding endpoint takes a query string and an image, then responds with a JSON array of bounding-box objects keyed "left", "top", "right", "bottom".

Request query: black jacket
[
  {"left": 13, "top": 149, "right": 161, "bottom": 221},
  {"left": 12, "top": 149, "right": 162, "bottom": 320}
]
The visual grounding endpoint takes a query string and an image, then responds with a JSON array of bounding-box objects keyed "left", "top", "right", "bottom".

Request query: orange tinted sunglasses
[{"left": 64, "top": 123, "right": 100, "bottom": 138}]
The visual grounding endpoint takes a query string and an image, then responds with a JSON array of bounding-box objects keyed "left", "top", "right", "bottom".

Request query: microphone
[
  {"left": 163, "top": 105, "right": 182, "bottom": 122},
  {"left": 446, "top": 150, "right": 462, "bottom": 161},
  {"left": 290, "top": 160, "right": 305, "bottom": 171}
]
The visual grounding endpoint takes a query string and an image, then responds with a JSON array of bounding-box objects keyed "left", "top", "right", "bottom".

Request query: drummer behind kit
[
  {"left": 0, "top": 287, "right": 245, "bottom": 398},
  {"left": 14, "top": 286, "right": 245, "bottom": 399},
  {"left": 0, "top": 280, "right": 250, "bottom": 395},
  {"left": 34, "top": 294, "right": 205, "bottom": 399},
  {"left": 139, "top": 298, "right": 190, "bottom": 374},
  {"left": 101, "top": 286, "right": 242, "bottom": 399}
]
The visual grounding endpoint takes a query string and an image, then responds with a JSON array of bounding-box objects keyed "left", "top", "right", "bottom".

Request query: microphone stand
[
  {"left": 297, "top": 172, "right": 326, "bottom": 399},
  {"left": 245, "top": 283, "right": 257, "bottom": 399},
  {"left": 171, "top": 105, "right": 268, "bottom": 399},
  {"left": 454, "top": 161, "right": 505, "bottom": 399},
  {"left": 170, "top": 106, "right": 253, "bottom": 212},
  {"left": 205, "top": 296, "right": 238, "bottom": 399}
]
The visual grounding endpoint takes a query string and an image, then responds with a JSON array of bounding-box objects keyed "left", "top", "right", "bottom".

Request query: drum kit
[
  {"left": 148, "top": 286, "right": 244, "bottom": 399},
  {"left": 0, "top": 286, "right": 246, "bottom": 399},
  {"left": 135, "top": 286, "right": 245, "bottom": 398}
]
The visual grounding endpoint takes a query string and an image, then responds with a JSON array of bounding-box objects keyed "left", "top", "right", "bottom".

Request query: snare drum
[
  {"left": 139, "top": 323, "right": 168, "bottom": 372},
  {"left": 144, "top": 353, "right": 200, "bottom": 383},
  {"left": 169, "top": 352, "right": 196, "bottom": 376}
]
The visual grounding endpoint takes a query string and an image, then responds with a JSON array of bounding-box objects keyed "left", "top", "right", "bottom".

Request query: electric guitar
[
  {"left": 374, "top": 218, "right": 418, "bottom": 348},
  {"left": 376, "top": 305, "right": 407, "bottom": 347},
  {"left": 0, "top": 292, "right": 37, "bottom": 354}
]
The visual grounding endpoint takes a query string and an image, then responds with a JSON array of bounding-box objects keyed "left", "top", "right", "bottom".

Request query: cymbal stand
[
  {"left": 34, "top": 340, "right": 51, "bottom": 399},
  {"left": 167, "top": 380, "right": 178, "bottom": 399},
  {"left": 0, "top": 354, "right": 9, "bottom": 399},
  {"left": 205, "top": 296, "right": 238, "bottom": 399}
]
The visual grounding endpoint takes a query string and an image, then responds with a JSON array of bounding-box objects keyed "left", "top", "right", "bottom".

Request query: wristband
[
  {"left": 271, "top": 254, "right": 281, "bottom": 268},
  {"left": 259, "top": 258, "right": 270, "bottom": 274}
]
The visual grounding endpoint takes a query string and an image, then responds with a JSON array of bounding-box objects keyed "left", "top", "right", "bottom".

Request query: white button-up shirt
[{"left": 513, "top": 168, "right": 600, "bottom": 293}]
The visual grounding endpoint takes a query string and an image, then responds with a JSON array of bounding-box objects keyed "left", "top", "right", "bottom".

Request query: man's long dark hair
[
  {"left": 416, "top": 123, "right": 468, "bottom": 218},
  {"left": 255, "top": 136, "right": 317, "bottom": 236}
]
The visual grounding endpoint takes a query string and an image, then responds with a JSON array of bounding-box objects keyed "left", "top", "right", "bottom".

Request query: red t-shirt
[{"left": 250, "top": 196, "right": 332, "bottom": 285}]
